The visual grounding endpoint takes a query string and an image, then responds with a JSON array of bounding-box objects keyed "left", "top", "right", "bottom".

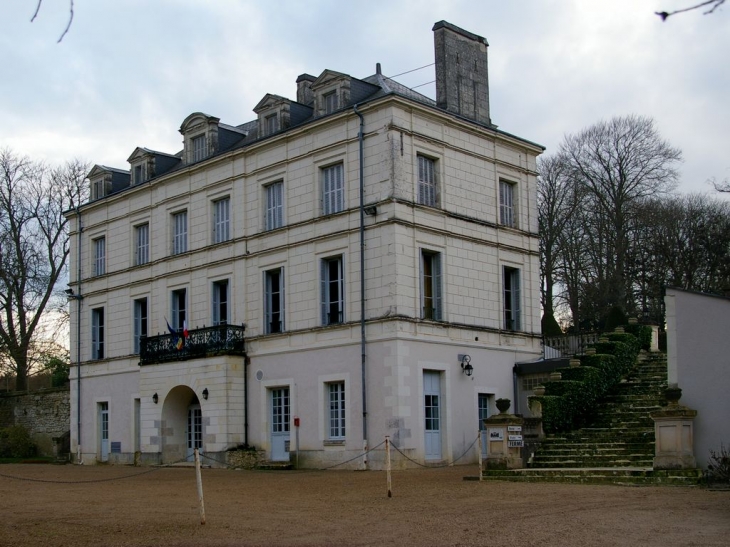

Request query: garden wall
[{"left": 0, "top": 387, "right": 70, "bottom": 456}]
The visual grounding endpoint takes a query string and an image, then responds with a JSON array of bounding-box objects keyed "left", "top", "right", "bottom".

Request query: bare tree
[
  {"left": 560, "top": 115, "right": 682, "bottom": 321},
  {"left": 0, "top": 148, "right": 88, "bottom": 391},
  {"left": 657, "top": 0, "right": 726, "bottom": 20},
  {"left": 30, "top": 0, "right": 75, "bottom": 43}
]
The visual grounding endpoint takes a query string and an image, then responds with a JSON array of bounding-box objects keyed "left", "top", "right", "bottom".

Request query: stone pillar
[
  {"left": 483, "top": 401, "right": 524, "bottom": 470},
  {"left": 650, "top": 386, "right": 698, "bottom": 469}
]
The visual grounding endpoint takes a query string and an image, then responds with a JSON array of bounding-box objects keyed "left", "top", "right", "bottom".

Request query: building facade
[{"left": 67, "top": 21, "right": 544, "bottom": 468}]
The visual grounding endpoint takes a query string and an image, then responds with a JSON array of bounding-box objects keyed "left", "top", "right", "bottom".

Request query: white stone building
[{"left": 67, "top": 21, "right": 544, "bottom": 468}]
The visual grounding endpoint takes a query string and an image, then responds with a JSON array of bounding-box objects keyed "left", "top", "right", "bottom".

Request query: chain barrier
[
  {"left": 389, "top": 434, "right": 480, "bottom": 469},
  {"left": 316, "top": 439, "right": 386, "bottom": 470}
]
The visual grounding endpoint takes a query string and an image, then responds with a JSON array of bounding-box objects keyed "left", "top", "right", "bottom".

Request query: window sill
[{"left": 323, "top": 440, "right": 345, "bottom": 447}]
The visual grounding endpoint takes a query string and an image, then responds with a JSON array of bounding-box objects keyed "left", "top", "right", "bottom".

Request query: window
[
  {"left": 213, "top": 197, "right": 230, "bottom": 243},
  {"left": 134, "top": 164, "right": 144, "bottom": 185},
  {"left": 172, "top": 211, "right": 188, "bottom": 255},
  {"left": 264, "top": 268, "right": 284, "bottom": 334},
  {"left": 327, "top": 382, "right": 346, "bottom": 440},
  {"left": 265, "top": 113, "right": 279, "bottom": 135},
  {"left": 171, "top": 288, "right": 187, "bottom": 332},
  {"left": 421, "top": 251, "right": 442, "bottom": 321},
  {"left": 135, "top": 224, "right": 149, "bottom": 266},
  {"left": 322, "top": 163, "right": 344, "bottom": 215},
  {"left": 503, "top": 266, "right": 521, "bottom": 331},
  {"left": 92, "top": 179, "right": 104, "bottom": 200},
  {"left": 499, "top": 180, "right": 516, "bottom": 227},
  {"left": 93, "top": 237, "right": 106, "bottom": 276},
  {"left": 212, "top": 280, "right": 229, "bottom": 326},
  {"left": 133, "top": 298, "right": 148, "bottom": 354},
  {"left": 192, "top": 135, "right": 207, "bottom": 162},
  {"left": 324, "top": 91, "right": 338, "bottom": 114},
  {"left": 478, "top": 394, "right": 490, "bottom": 431},
  {"left": 265, "top": 182, "right": 284, "bottom": 231},
  {"left": 91, "top": 307, "right": 104, "bottom": 359},
  {"left": 417, "top": 155, "right": 438, "bottom": 207},
  {"left": 321, "top": 256, "right": 344, "bottom": 325}
]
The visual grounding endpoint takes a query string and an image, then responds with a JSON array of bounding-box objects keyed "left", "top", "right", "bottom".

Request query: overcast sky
[{"left": 1, "top": 0, "right": 727, "bottom": 195}]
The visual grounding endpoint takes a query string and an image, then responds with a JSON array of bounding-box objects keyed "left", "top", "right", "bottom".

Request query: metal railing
[
  {"left": 543, "top": 332, "right": 599, "bottom": 359},
  {"left": 139, "top": 324, "right": 246, "bottom": 365}
]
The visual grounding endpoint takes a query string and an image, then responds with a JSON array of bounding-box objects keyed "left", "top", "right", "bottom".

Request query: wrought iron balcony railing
[{"left": 139, "top": 324, "right": 246, "bottom": 366}]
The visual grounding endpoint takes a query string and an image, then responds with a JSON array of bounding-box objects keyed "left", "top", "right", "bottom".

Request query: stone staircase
[{"left": 483, "top": 352, "right": 703, "bottom": 485}]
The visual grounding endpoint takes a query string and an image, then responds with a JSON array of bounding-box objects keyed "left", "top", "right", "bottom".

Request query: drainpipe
[
  {"left": 353, "top": 105, "right": 368, "bottom": 462},
  {"left": 244, "top": 353, "right": 249, "bottom": 447},
  {"left": 74, "top": 209, "right": 84, "bottom": 463}
]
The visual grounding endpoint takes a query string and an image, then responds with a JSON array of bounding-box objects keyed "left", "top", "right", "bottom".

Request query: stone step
[{"left": 482, "top": 468, "right": 703, "bottom": 486}]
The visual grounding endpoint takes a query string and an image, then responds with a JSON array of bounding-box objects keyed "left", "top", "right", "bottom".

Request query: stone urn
[
  {"left": 496, "top": 398, "right": 511, "bottom": 414},
  {"left": 533, "top": 385, "right": 546, "bottom": 396},
  {"left": 664, "top": 385, "right": 683, "bottom": 406}
]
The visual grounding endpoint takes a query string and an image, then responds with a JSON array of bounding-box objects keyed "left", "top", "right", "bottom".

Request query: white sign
[
  {"left": 508, "top": 434, "right": 523, "bottom": 441},
  {"left": 488, "top": 428, "right": 504, "bottom": 441},
  {"left": 507, "top": 426, "right": 522, "bottom": 432},
  {"left": 508, "top": 440, "right": 524, "bottom": 448}
]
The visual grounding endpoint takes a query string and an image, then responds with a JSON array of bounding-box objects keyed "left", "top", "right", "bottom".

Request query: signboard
[
  {"left": 508, "top": 440, "right": 524, "bottom": 448},
  {"left": 508, "top": 434, "right": 523, "bottom": 441},
  {"left": 487, "top": 428, "right": 504, "bottom": 441},
  {"left": 507, "top": 426, "right": 522, "bottom": 432}
]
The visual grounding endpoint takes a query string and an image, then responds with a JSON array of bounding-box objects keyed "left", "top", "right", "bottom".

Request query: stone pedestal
[
  {"left": 651, "top": 405, "right": 697, "bottom": 470},
  {"left": 482, "top": 413, "right": 524, "bottom": 470}
]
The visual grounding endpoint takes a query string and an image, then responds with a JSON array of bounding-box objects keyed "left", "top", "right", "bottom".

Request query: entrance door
[
  {"left": 424, "top": 371, "right": 442, "bottom": 460},
  {"left": 187, "top": 404, "right": 202, "bottom": 459},
  {"left": 270, "top": 387, "right": 290, "bottom": 461},
  {"left": 99, "top": 402, "right": 109, "bottom": 462}
]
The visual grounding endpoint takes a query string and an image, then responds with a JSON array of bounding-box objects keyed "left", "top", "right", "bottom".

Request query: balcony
[{"left": 139, "top": 324, "right": 246, "bottom": 366}]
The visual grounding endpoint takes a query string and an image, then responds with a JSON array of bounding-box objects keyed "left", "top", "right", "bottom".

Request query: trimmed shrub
[
  {"left": 541, "top": 312, "right": 563, "bottom": 337},
  {"left": 603, "top": 306, "right": 628, "bottom": 331},
  {"left": 0, "top": 425, "right": 37, "bottom": 458}
]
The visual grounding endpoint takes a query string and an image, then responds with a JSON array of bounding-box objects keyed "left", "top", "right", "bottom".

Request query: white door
[
  {"left": 270, "top": 387, "right": 290, "bottom": 461},
  {"left": 187, "top": 404, "right": 202, "bottom": 459},
  {"left": 99, "top": 402, "right": 109, "bottom": 462},
  {"left": 424, "top": 371, "right": 442, "bottom": 460}
]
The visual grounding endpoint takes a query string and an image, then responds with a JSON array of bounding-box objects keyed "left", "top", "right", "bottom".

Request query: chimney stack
[
  {"left": 432, "top": 21, "right": 491, "bottom": 126},
  {"left": 296, "top": 73, "right": 316, "bottom": 106}
]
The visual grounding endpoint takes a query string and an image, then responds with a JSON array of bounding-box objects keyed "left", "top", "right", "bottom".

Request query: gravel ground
[{"left": 0, "top": 464, "right": 728, "bottom": 547}]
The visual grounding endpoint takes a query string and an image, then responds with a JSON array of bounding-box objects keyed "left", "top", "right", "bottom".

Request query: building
[{"left": 67, "top": 21, "right": 544, "bottom": 468}]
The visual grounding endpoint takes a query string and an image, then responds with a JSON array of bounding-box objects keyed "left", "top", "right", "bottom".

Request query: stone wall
[{"left": 0, "top": 387, "right": 70, "bottom": 456}]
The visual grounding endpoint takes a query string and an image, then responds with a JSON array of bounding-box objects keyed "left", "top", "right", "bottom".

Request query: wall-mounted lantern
[
  {"left": 152, "top": 392, "right": 159, "bottom": 404},
  {"left": 459, "top": 354, "right": 473, "bottom": 377},
  {"left": 202, "top": 388, "right": 209, "bottom": 400}
]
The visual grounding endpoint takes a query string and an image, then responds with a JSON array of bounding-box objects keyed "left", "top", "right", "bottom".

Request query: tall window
[
  {"left": 478, "top": 393, "right": 490, "bottom": 431},
  {"left": 417, "top": 155, "right": 438, "bottom": 207},
  {"left": 328, "top": 382, "right": 346, "bottom": 440},
  {"left": 93, "top": 237, "right": 106, "bottom": 276},
  {"left": 92, "top": 179, "right": 104, "bottom": 200},
  {"left": 321, "top": 256, "right": 344, "bottom": 325},
  {"left": 133, "top": 298, "right": 148, "bottom": 354},
  {"left": 421, "top": 251, "right": 442, "bottom": 321},
  {"left": 172, "top": 211, "right": 188, "bottom": 255},
  {"left": 212, "top": 280, "right": 229, "bottom": 326},
  {"left": 265, "top": 113, "right": 279, "bottom": 135},
  {"left": 192, "top": 135, "right": 207, "bottom": 162},
  {"left": 322, "top": 163, "right": 344, "bottom": 215},
  {"left": 499, "top": 180, "right": 516, "bottom": 227},
  {"left": 134, "top": 164, "right": 144, "bottom": 185},
  {"left": 135, "top": 223, "right": 149, "bottom": 266},
  {"left": 171, "top": 288, "right": 187, "bottom": 332},
  {"left": 265, "top": 182, "right": 284, "bottom": 231},
  {"left": 503, "top": 266, "right": 521, "bottom": 331},
  {"left": 213, "top": 197, "right": 230, "bottom": 243},
  {"left": 324, "top": 91, "right": 338, "bottom": 114},
  {"left": 264, "top": 268, "right": 284, "bottom": 334},
  {"left": 91, "top": 307, "right": 105, "bottom": 359}
]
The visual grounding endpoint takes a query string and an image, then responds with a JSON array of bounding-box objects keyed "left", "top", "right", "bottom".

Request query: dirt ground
[{"left": 0, "top": 464, "right": 728, "bottom": 547}]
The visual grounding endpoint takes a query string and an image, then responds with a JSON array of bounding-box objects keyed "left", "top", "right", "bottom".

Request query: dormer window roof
[
  {"left": 179, "top": 112, "right": 220, "bottom": 165},
  {"left": 87, "top": 165, "right": 130, "bottom": 200},
  {"left": 311, "top": 70, "right": 351, "bottom": 118}
]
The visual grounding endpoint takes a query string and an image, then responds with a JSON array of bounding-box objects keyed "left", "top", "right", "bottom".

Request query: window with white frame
[
  {"left": 321, "top": 256, "right": 344, "bottom": 325},
  {"left": 322, "top": 163, "right": 344, "bottom": 215},
  {"left": 172, "top": 211, "right": 188, "bottom": 255},
  {"left": 213, "top": 197, "right": 230, "bottom": 243},
  {"left": 92, "top": 178, "right": 104, "bottom": 200},
  {"left": 192, "top": 135, "right": 207, "bottom": 162},
  {"left": 499, "top": 180, "right": 516, "bottom": 227},
  {"left": 324, "top": 91, "right": 338, "bottom": 114},
  {"left": 212, "top": 279, "right": 229, "bottom": 326},
  {"left": 421, "top": 250, "right": 442, "bottom": 321},
  {"left": 135, "top": 223, "right": 149, "bottom": 266},
  {"left": 264, "top": 268, "right": 284, "bottom": 334},
  {"left": 327, "top": 381, "right": 346, "bottom": 440},
  {"left": 93, "top": 237, "right": 106, "bottom": 276},
  {"left": 503, "top": 266, "right": 521, "bottom": 331},
  {"left": 91, "top": 307, "right": 104, "bottom": 360},
  {"left": 133, "top": 164, "right": 145, "bottom": 185},
  {"left": 265, "top": 182, "right": 284, "bottom": 231},
  {"left": 133, "top": 298, "right": 148, "bottom": 354},
  {"left": 478, "top": 393, "right": 490, "bottom": 431},
  {"left": 265, "top": 113, "right": 279, "bottom": 135},
  {"left": 171, "top": 288, "right": 187, "bottom": 332},
  {"left": 417, "top": 155, "right": 438, "bottom": 207}
]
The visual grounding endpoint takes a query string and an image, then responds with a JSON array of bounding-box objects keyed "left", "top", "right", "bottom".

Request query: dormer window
[
  {"left": 133, "top": 164, "right": 145, "bottom": 185},
  {"left": 192, "top": 134, "right": 207, "bottom": 162},
  {"left": 254, "top": 95, "right": 293, "bottom": 139},
  {"left": 265, "top": 114, "right": 279, "bottom": 135},
  {"left": 92, "top": 178, "right": 105, "bottom": 200},
  {"left": 324, "top": 91, "right": 338, "bottom": 114}
]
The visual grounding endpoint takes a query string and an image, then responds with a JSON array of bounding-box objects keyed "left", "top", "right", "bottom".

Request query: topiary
[
  {"left": 603, "top": 306, "right": 628, "bottom": 332},
  {"left": 541, "top": 312, "right": 563, "bottom": 337}
]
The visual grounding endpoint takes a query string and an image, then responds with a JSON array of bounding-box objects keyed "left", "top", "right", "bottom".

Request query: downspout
[
  {"left": 244, "top": 353, "right": 249, "bottom": 447},
  {"left": 353, "top": 105, "right": 368, "bottom": 462},
  {"left": 75, "top": 209, "right": 84, "bottom": 463}
]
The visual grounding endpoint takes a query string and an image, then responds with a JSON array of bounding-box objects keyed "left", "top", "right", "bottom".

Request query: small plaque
[
  {"left": 508, "top": 440, "right": 524, "bottom": 448},
  {"left": 508, "top": 435, "right": 523, "bottom": 441},
  {"left": 487, "top": 428, "right": 504, "bottom": 441},
  {"left": 110, "top": 442, "right": 122, "bottom": 454},
  {"left": 507, "top": 426, "right": 522, "bottom": 432}
]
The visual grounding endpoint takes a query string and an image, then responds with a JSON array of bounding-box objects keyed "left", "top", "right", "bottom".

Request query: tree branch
[{"left": 656, "top": 0, "right": 726, "bottom": 21}]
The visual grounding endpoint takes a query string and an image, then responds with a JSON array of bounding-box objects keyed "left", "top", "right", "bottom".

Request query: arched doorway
[{"left": 160, "top": 385, "right": 203, "bottom": 463}]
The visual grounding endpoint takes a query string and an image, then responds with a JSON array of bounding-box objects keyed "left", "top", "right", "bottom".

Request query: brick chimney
[
  {"left": 296, "top": 73, "right": 316, "bottom": 106},
  {"left": 432, "top": 21, "right": 491, "bottom": 126}
]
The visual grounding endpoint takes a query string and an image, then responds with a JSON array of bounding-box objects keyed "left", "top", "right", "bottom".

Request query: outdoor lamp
[
  {"left": 202, "top": 388, "right": 209, "bottom": 400},
  {"left": 152, "top": 392, "right": 158, "bottom": 404},
  {"left": 459, "top": 354, "right": 473, "bottom": 377}
]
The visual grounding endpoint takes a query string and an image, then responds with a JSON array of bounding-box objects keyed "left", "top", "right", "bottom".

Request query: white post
[
  {"left": 194, "top": 448, "right": 206, "bottom": 525},
  {"left": 385, "top": 436, "right": 392, "bottom": 498}
]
